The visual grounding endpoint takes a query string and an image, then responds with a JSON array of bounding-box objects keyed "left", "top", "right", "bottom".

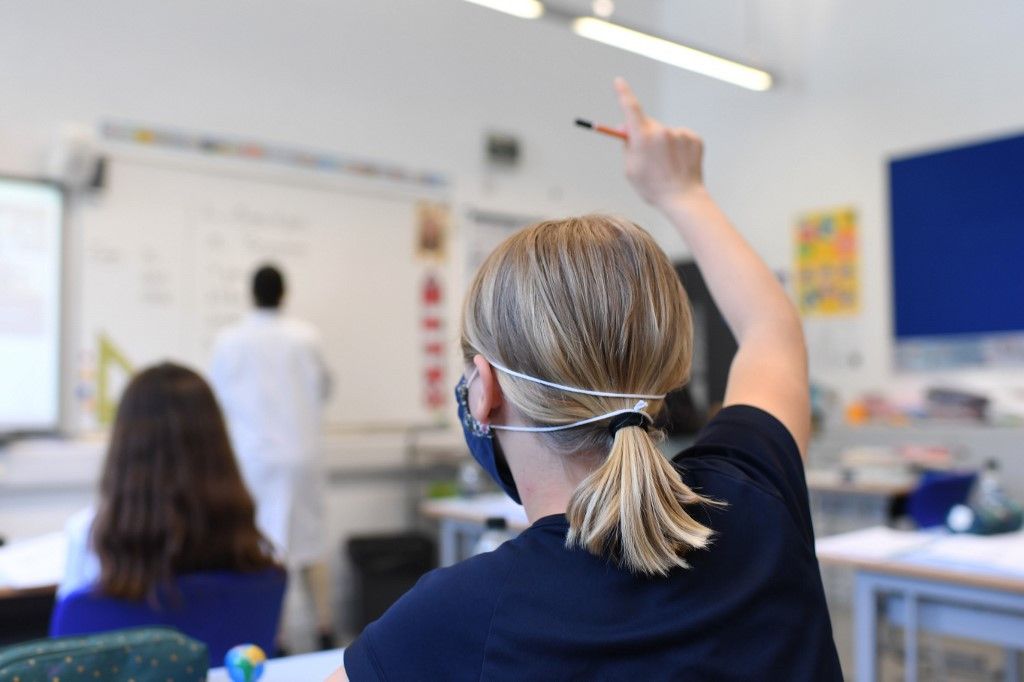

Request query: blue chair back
[
  {"left": 49, "top": 569, "right": 286, "bottom": 666},
  {"left": 907, "top": 470, "right": 977, "bottom": 528}
]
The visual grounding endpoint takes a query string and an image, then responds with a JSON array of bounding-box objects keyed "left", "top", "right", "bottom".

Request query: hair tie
[{"left": 608, "top": 411, "right": 649, "bottom": 436}]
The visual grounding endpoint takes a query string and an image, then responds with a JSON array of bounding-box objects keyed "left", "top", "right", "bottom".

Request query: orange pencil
[{"left": 574, "top": 118, "right": 628, "bottom": 141}]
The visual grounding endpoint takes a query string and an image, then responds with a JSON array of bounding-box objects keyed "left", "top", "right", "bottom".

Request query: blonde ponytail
[
  {"left": 462, "top": 214, "right": 719, "bottom": 577},
  {"left": 566, "top": 425, "right": 715, "bottom": 576}
]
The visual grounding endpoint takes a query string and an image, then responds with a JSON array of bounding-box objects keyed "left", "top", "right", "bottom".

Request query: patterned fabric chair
[{"left": 0, "top": 626, "right": 207, "bottom": 682}]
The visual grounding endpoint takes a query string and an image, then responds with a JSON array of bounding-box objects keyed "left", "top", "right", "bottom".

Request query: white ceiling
[{"left": 550, "top": 0, "right": 670, "bottom": 26}]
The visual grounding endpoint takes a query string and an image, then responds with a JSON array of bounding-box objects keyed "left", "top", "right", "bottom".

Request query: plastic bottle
[
  {"left": 473, "top": 517, "right": 513, "bottom": 555},
  {"left": 457, "top": 461, "right": 486, "bottom": 497},
  {"left": 978, "top": 459, "right": 1007, "bottom": 507},
  {"left": 947, "top": 460, "right": 1023, "bottom": 535}
]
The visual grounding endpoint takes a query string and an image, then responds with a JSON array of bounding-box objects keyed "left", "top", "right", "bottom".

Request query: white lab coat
[
  {"left": 58, "top": 506, "right": 99, "bottom": 599},
  {"left": 209, "top": 310, "right": 331, "bottom": 567}
]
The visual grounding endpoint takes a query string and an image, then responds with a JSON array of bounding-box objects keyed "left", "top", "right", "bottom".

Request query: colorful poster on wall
[{"left": 795, "top": 207, "right": 859, "bottom": 316}]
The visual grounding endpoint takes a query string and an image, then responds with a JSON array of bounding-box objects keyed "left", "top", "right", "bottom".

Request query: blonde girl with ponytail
[
  {"left": 460, "top": 214, "right": 717, "bottom": 576},
  {"left": 335, "top": 81, "right": 843, "bottom": 682}
]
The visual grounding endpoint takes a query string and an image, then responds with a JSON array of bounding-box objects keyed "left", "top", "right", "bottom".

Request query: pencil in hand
[{"left": 575, "top": 118, "right": 628, "bottom": 141}]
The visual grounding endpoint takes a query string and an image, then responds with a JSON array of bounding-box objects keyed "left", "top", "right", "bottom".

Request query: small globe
[{"left": 224, "top": 644, "right": 267, "bottom": 682}]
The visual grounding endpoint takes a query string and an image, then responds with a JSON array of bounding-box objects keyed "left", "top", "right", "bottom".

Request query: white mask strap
[
  {"left": 488, "top": 359, "right": 666, "bottom": 400},
  {"left": 491, "top": 400, "right": 652, "bottom": 433}
]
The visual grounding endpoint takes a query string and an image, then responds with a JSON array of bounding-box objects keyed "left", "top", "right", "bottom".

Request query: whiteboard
[
  {"left": 75, "top": 155, "right": 455, "bottom": 432},
  {"left": 0, "top": 177, "right": 63, "bottom": 432}
]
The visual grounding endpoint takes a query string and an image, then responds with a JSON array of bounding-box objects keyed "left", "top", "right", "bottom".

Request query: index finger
[{"left": 614, "top": 77, "right": 647, "bottom": 134}]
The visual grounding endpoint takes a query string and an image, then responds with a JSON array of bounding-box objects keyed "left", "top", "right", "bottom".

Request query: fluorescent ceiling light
[
  {"left": 572, "top": 17, "right": 772, "bottom": 92},
  {"left": 463, "top": 0, "right": 545, "bottom": 20}
]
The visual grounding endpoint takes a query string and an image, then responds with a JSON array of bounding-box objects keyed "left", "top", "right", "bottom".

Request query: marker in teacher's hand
[{"left": 574, "top": 119, "right": 628, "bottom": 141}]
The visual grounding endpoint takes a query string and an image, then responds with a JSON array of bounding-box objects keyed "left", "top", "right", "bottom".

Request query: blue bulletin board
[{"left": 890, "top": 132, "right": 1024, "bottom": 369}]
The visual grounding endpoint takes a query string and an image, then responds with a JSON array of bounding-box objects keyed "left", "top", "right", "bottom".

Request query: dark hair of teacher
[
  {"left": 253, "top": 264, "right": 286, "bottom": 309},
  {"left": 91, "top": 362, "right": 279, "bottom": 601}
]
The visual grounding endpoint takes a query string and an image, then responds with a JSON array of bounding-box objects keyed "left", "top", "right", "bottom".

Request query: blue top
[{"left": 345, "top": 405, "right": 842, "bottom": 681}]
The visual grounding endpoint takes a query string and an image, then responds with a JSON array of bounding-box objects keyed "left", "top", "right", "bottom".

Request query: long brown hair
[
  {"left": 91, "top": 362, "right": 278, "bottom": 600},
  {"left": 462, "top": 215, "right": 718, "bottom": 576}
]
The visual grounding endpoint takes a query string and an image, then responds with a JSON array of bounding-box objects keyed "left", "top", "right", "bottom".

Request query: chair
[
  {"left": 0, "top": 626, "right": 209, "bottom": 679},
  {"left": 49, "top": 569, "right": 286, "bottom": 667},
  {"left": 906, "top": 470, "right": 977, "bottom": 528}
]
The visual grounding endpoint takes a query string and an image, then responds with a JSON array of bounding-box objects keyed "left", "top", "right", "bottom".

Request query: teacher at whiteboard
[{"left": 209, "top": 263, "right": 336, "bottom": 650}]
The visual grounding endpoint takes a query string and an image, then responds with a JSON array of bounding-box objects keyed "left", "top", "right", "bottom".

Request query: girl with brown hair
[
  {"left": 334, "top": 80, "right": 841, "bottom": 680},
  {"left": 58, "top": 362, "right": 279, "bottom": 601}
]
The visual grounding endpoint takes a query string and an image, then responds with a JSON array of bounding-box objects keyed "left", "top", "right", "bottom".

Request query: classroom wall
[
  {"left": 652, "top": 0, "right": 1024, "bottom": 398},
  {"left": 6, "top": 1, "right": 1023, "bottom": 400},
  {"left": 0, "top": 0, "right": 694, "bottom": 437},
  {"left": 0, "top": 0, "right": 674, "bottom": 244}
]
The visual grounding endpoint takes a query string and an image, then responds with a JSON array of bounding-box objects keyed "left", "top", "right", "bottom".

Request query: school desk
[
  {"left": 817, "top": 526, "right": 1024, "bottom": 682},
  {"left": 419, "top": 493, "right": 529, "bottom": 566}
]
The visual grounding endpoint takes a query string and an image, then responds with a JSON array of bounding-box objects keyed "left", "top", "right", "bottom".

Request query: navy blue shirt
[{"left": 345, "top": 405, "right": 843, "bottom": 680}]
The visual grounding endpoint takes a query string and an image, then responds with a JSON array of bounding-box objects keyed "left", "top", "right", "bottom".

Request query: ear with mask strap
[
  {"left": 455, "top": 373, "right": 522, "bottom": 504},
  {"left": 455, "top": 360, "right": 665, "bottom": 505}
]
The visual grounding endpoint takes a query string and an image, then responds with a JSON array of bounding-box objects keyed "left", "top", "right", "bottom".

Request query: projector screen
[{"left": 0, "top": 177, "right": 63, "bottom": 433}]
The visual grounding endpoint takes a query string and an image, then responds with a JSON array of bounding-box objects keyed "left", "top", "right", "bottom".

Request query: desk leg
[
  {"left": 855, "top": 573, "right": 878, "bottom": 682},
  {"left": 903, "top": 592, "right": 918, "bottom": 682},
  {"left": 439, "top": 520, "right": 458, "bottom": 567},
  {"left": 1006, "top": 648, "right": 1020, "bottom": 682}
]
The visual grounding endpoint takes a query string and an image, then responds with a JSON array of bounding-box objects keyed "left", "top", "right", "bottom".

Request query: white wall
[
  {"left": 0, "top": 0, "right": 674, "bottom": 236},
  {"left": 0, "top": 0, "right": 701, "bottom": 442},
  {"left": 4, "top": 0, "right": 1022, "bottom": 395},
  {"left": 654, "top": 0, "right": 1024, "bottom": 397}
]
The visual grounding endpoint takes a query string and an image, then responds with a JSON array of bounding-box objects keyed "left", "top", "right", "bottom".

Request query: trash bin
[{"left": 347, "top": 533, "right": 437, "bottom": 632}]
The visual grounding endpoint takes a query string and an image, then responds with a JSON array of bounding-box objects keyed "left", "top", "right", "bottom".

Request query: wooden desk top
[
  {"left": 0, "top": 583, "right": 56, "bottom": 601},
  {"left": 819, "top": 554, "right": 1024, "bottom": 593}
]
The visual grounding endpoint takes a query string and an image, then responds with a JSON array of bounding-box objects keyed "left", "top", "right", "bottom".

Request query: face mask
[
  {"left": 456, "top": 373, "right": 521, "bottom": 503},
  {"left": 455, "top": 361, "right": 667, "bottom": 504}
]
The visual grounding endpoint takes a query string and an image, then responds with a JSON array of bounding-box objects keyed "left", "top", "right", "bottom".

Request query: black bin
[{"left": 347, "top": 533, "right": 437, "bottom": 632}]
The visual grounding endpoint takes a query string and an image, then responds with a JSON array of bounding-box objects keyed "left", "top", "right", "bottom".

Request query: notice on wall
[
  {"left": 416, "top": 201, "right": 451, "bottom": 261},
  {"left": 420, "top": 272, "right": 447, "bottom": 414},
  {"left": 795, "top": 207, "right": 859, "bottom": 317}
]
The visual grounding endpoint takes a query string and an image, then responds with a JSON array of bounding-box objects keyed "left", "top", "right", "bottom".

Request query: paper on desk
[
  {"left": 462, "top": 495, "right": 530, "bottom": 526},
  {"left": 422, "top": 492, "right": 530, "bottom": 529},
  {"left": 907, "top": 531, "right": 1024, "bottom": 577},
  {"left": 815, "top": 526, "right": 936, "bottom": 562},
  {"left": 0, "top": 532, "right": 67, "bottom": 589}
]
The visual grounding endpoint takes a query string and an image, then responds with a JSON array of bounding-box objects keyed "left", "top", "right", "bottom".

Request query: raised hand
[{"left": 615, "top": 77, "right": 705, "bottom": 209}]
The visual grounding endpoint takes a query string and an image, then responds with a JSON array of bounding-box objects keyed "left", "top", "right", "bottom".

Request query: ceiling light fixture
[
  {"left": 463, "top": 0, "right": 545, "bottom": 20},
  {"left": 571, "top": 17, "right": 773, "bottom": 91},
  {"left": 591, "top": 0, "right": 614, "bottom": 18}
]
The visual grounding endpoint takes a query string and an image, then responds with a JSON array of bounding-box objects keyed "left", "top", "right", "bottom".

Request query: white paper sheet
[
  {"left": 0, "top": 531, "right": 67, "bottom": 589},
  {"left": 909, "top": 531, "right": 1024, "bottom": 577},
  {"left": 815, "top": 526, "right": 937, "bottom": 562}
]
